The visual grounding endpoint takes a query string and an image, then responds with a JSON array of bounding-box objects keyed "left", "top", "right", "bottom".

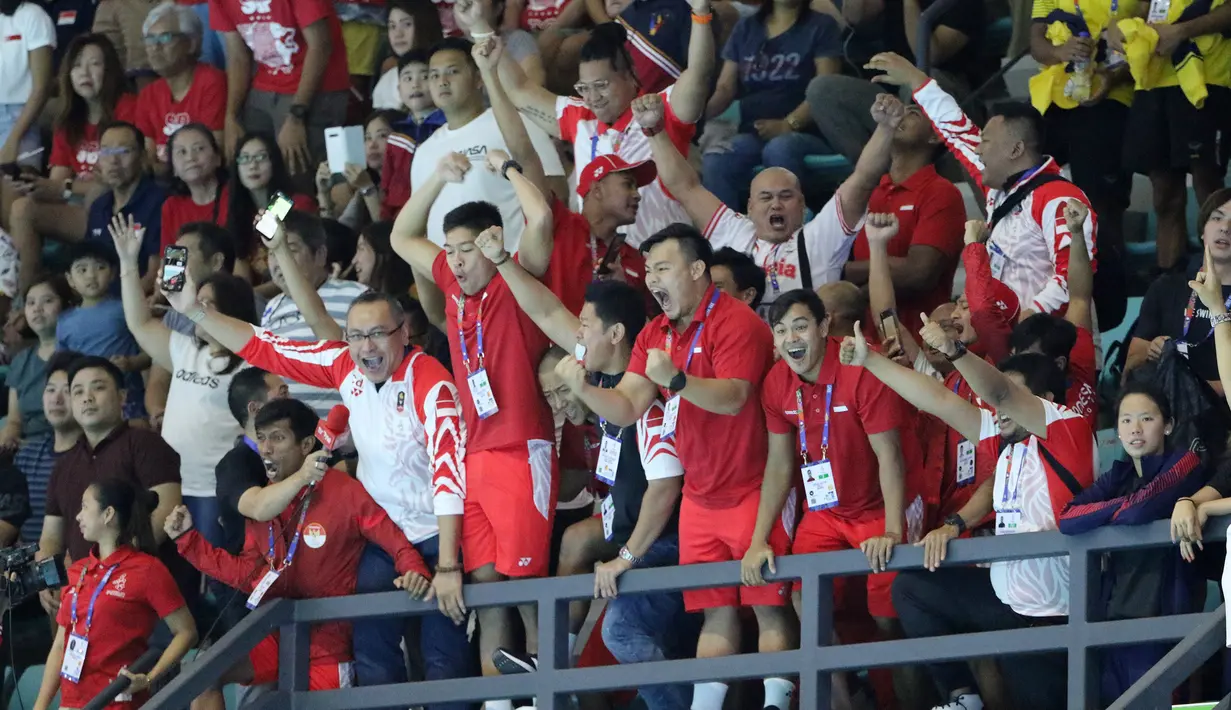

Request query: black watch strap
[
  {"left": 501, "top": 159, "right": 523, "bottom": 180},
  {"left": 289, "top": 103, "right": 308, "bottom": 120},
  {"left": 944, "top": 513, "right": 967, "bottom": 534},
  {"left": 668, "top": 371, "right": 687, "bottom": 392},
  {"left": 943, "top": 340, "right": 968, "bottom": 363}
]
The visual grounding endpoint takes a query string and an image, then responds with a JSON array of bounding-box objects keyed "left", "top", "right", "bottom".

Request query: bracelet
[
  {"left": 1212, "top": 313, "right": 1231, "bottom": 329},
  {"left": 186, "top": 308, "right": 207, "bottom": 323},
  {"left": 470, "top": 30, "right": 496, "bottom": 39},
  {"left": 691, "top": 11, "right": 713, "bottom": 23},
  {"left": 435, "top": 564, "right": 463, "bottom": 574},
  {"left": 491, "top": 253, "right": 510, "bottom": 267},
  {"left": 1177, "top": 497, "right": 1196, "bottom": 507},
  {"left": 618, "top": 546, "right": 641, "bottom": 564},
  {"left": 642, "top": 125, "right": 662, "bottom": 138}
]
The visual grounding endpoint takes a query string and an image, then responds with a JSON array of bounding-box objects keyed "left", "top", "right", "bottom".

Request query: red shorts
[
  {"left": 248, "top": 636, "right": 354, "bottom": 689},
  {"left": 463, "top": 440, "right": 559, "bottom": 578},
  {"left": 793, "top": 510, "right": 897, "bottom": 619},
  {"left": 679, "top": 489, "right": 794, "bottom": 611}
]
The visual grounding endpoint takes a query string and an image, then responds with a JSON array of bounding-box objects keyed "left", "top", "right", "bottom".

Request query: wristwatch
[
  {"left": 944, "top": 513, "right": 967, "bottom": 534},
  {"left": 61, "top": 178, "right": 73, "bottom": 202},
  {"left": 359, "top": 185, "right": 377, "bottom": 197},
  {"left": 943, "top": 340, "right": 968, "bottom": 363},
  {"left": 501, "top": 159, "right": 523, "bottom": 180},
  {"left": 618, "top": 546, "right": 641, "bottom": 565},
  {"left": 289, "top": 103, "right": 309, "bottom": 121},
  {"left": 785, "top": 116, "right": 804, "bottom": 132},
  {"left": 668, "top": 371, "right": 687, "bottom": 392}
]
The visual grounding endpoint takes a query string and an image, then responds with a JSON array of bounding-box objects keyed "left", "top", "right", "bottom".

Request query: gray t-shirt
[{"left": 5, "top": 346, "right": 49, "bottom": 440}]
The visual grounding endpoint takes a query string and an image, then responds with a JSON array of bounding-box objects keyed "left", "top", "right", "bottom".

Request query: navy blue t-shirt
[
  {"left": 84, "top": 176, "right": 166, "bottom": 276},
  {"left": 721, "top": 10, "right": 842, "bottom": 132}
]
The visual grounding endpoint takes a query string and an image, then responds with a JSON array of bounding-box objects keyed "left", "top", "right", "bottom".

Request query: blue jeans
[
  {"left": 184, "top": 496, "right": 223, "bottom": 547},
  {"left": 353, "top": 539, "right": 476, "bottom": 709},
  {"left": 601, "top": 537, "right": 700, "bottom": 710},
  {"left": 701, "top": 131, "right": 833, "bottom": 209}
]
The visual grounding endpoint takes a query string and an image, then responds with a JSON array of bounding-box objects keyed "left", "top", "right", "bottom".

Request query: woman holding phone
[
  {"left": 226, "top": 133, "right": 315, "bottom": 286},
  {"left": 112, "top": 214, "right": 257, "bottom": 547},
  {"left": 33, "top": 479, "right": 196, "bottom": 710}
]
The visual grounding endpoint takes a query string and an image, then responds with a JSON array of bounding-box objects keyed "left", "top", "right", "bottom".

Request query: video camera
[{"left": 1, "top": 543, "right": 66, "bottom": 605}]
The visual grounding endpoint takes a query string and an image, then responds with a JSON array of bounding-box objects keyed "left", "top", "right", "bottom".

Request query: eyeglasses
[
  {"left": 143, "top": 32, "right": 184, "bottom": 46},
  {"left": 573, "top": 79, "right": 611, "bottom": 98},
  {"left": 98, "top": 147, "right": 134, "bottom": 158},
  {"left": 345, "top": 321, "right": 404, "bottom": 345},
  {"left": 235, "top": 152, "right": 270, "bottom": 166}
]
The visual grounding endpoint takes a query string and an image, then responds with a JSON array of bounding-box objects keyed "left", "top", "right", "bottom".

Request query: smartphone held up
[
  {"left": 256, "top": 192, "right": 295, "bottom": 242},
  {"left": 162, "top": 246, "right": 188, "bottom": 293}
]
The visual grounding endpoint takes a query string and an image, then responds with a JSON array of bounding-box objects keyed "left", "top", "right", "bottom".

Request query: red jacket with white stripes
[{"left": 237, "top": 328, "right": 465, "bottom": 544}]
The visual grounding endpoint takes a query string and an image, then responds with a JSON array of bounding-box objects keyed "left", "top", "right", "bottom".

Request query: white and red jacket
[
  {"left": 913, "top": 80, "right": 1096, "bottom": 315},
  {"left": 238, "top": 328, "right": 465, "bottom": 544}
]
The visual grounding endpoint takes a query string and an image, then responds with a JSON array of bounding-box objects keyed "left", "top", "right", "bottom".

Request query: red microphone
[{"left": 314, "top": 405, "right": 350, "bottom": 480}]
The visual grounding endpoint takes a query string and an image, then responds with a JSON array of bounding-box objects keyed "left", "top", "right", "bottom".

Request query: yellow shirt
[
  {"left": 1029, "top": 0, "right": 1141, "bottom": 111},
  {"left": 1117, "top": 0, "right": 1231, "bottom": 102}
]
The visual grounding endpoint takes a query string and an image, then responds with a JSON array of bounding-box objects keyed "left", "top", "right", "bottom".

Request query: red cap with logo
[{"left": 576, "top": 154, "right": 658, "bottom": 198}]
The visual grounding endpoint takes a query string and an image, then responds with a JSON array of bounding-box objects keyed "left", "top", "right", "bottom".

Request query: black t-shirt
[
  {"left": 1135, "top": 271, "right": 1231, "bottom": 383},
  {"left": 0, "top": 461, "right": 31, "bottom": 535},
  {"left": 215, "top": 439, "right": 267, "bottom": 555},
  {"left": 594, "top": 373, "right": 680, "bottom": 545},
  {"left": 845, "top": 0, "right": 985, "bottom": 79}
]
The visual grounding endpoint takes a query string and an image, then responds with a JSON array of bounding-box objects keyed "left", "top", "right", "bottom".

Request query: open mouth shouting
[
  {"left": 768, "top": 213, "right": 787, "bottom": 229},
  {"left": 651, "top": 288, "right": 671, "bottom": 312},
  {"left": 263, "top": 459, "right": 279, "bottom": 479},
  {"left": 784, "top": 341, "right": 808, "bottom": 362},
  {"left": 360, "top": 354, "right": 385, "bottom": 372}
]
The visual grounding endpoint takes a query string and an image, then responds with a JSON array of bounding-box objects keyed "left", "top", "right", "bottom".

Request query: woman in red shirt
[
  {"left": 7, "top": 33, "right": 135, "bottom": 292},
  {"left": 33, "top": 480, "right": 196, "bottom": 710},
  {"left": 160, "top": 123, "right": 229, "bottom": 255},
  {"left": 226, "top": 132, "right": 314, "bottom": 288}
]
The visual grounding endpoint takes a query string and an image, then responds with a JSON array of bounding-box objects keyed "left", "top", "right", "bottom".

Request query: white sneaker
[{"left": 933, "top": 694, "right": 984, "bottom": 710}]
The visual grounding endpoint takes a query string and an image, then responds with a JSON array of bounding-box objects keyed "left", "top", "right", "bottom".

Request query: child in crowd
[
  {"left": 55, "top": 242, "right": 147, "bottom": 420},
  {"left": 381, "top": 51, "right": 446, "bottom": 220}
]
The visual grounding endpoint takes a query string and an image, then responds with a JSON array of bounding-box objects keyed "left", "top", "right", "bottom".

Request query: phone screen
[
  {"left": 256, "top": 192, "right": 295, "bottom": 241},
  {"left": 880, "top": 310, "right": 900, "bottom": 344},
  {"left": 163, "top": 246, "right": 188, "bottom": 292}
]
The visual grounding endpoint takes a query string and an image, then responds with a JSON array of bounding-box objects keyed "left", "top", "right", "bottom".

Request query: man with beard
[
  {"left": 634, "top": 91, "right": 898, "bottom": 318},
  {"left": 839, "top": 310, "right": 1095, "bottom": 710}
]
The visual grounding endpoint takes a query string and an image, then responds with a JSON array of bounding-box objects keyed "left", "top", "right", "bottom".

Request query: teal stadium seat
[{"left": 8, "top": 665, "right": 56, "bottom": 710}]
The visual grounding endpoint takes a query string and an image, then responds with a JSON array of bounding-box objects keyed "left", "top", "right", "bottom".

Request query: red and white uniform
[
  {"left": 381, "top": 132, "right": 418, "bottom": 221},
  {"left": 628, "top": 285, "right": 779, "bottom": 610},
  {"left": 433, "top": 253, "right": 559, "bottom": 577},
  {"left": 134, "top": 63, "right": 227, "bottom": 162},
  {"left": 541, "top": 198, "right": 648, "bottom": 314},
  {"left": 557, "top": 86, "right": 694, "bottom": 248},
  {"left": 704, "top": 191, "right": 863, "bottom": 318},
  {"left": 177, "top": 468, "right": 430, "bottom": 687},
  {"left": 56, "top": 546, "right": 186, "bottom": 710},
  {"left": 237, "top": 329, "right": 465, "bottom": 543},
  {"left": 209, "top": 0, "right": 350, "bottom": 96},
  {"left": 978, "top": 400, "right": 1095, "bottom": 617},
  {"left": 50, "top": 94, "right": 138, "bottom": 180},
  {"left": 913, "top": 79, "right": 1096, "bottom": 315}
]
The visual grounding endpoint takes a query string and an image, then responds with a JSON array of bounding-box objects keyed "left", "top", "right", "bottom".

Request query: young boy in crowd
[
  {"left": 381, "top": 50, "right": 448, "bottom": 220},
  {"left": 55, "top": 243, "right": 148, "bottom": 421}
]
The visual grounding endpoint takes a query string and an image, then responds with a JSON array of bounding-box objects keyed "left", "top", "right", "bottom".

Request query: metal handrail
[{"left": 142, "top": 516, "right": 1230, "bottom": 710}]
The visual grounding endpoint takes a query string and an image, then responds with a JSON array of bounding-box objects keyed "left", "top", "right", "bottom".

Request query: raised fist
[{"left": 631, "top": 94, "right": 666, "bottom": 133}]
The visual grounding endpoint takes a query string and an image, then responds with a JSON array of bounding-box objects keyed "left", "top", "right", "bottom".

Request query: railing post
[
  {"left": 1066, "top": 546, "right": 1098, "bottom": 710},
  {"left": 278, "top": 613, "right": 311, "bottom": 703},
  {"left": 535, "top": 596, "right": 569, "bottom": 710},
  {"left": 797, "top": 570, "right": 833, "bottom": 709}
]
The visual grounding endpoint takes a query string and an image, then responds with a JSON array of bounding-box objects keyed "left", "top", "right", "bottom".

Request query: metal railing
[{"left": 139, "top": 517, "right": 1229, "bottom": 710}]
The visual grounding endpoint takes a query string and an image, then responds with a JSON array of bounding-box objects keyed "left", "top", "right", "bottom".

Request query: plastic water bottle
[{"left": 1065, "top": 32, "right": 1094, "bottom": 102}]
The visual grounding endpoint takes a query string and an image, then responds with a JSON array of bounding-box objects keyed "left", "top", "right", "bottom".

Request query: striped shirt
[
  {"left": 15, "top": 433, "right": 57, "bottom": 543},
  {"left": 260, "top": 279, "right": 370, "bottom": 417},
  {"left": 556, "top": 85, "right": 695, "bottom": 248}
]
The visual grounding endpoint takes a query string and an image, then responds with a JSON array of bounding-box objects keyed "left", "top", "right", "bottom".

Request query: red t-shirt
[
  {"left": 208, "top": 0, "right": 350, "bottom": 95},
  {"left": 160, "top": 183, "right": 231, "bottom": 251},
  {"left": 432, "top": 252, "right": 555, "bottom": 452},
  {"left": 627, "top": 284, "right": 773, "bottom": 509},
  {"left": 851, "top": 165, "right": 966, "bottom": 330},
  {"left": 1066, "top": 326, "right": 1097, "bottom": 427},
  {"left": 763, "top": 339, "right": 913, "bottom": 520},
  {"left": 50, "top": 94, "right": 138, "bottom": 179},
  {"left": 135, "top": 63, "right": 227, "bottom": 163},
  {"left": 56, "top": 546, "right": 186, "bottom": 710},
  {"left": 541, "top": 198, "right": 647, "bottom": 315}
]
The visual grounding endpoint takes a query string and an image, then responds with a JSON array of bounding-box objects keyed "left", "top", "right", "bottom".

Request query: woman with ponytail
[{"left": 34, "top": 479, "right": 196, "bottom": 710}]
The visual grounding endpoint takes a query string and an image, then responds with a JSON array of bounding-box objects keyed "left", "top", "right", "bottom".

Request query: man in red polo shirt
[
  {"left": 210, "top": 0, "right": 350, "bottom": 174},
  {"left": 390, "top": 195, "right": 558, "bottom": 710},
  {"left": 557, "top": 225, "right": 795, "bottom": 710},
  {"left": 840, "top": 104, "right": 967, "bottom": 330}
]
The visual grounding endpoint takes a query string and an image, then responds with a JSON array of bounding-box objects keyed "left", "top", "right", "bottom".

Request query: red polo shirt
[
  {"left": 542, "top": 198, "right": 648, "bottom": 314},
  {"left": 432, "top": 252, "right": 554, "bottom": 452},
  {"left": 627, "top": 284, "right": 772, "bottom": 509},
  {"left": 762, "top": 338, "right": 913, "bottom": 521},
  {"left": 926, "top": 371, "right": 996, "bottom": 523},
  {"left": 851, "top": 165, "right": 966, "bottom": 329},
  {"left": 56, "top": 546, "right": 186, "bottom": 710}
]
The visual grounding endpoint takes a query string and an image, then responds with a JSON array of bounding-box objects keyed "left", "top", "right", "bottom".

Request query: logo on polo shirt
[
  {"left": 163, "top": 112, "right": 191, "bottom": 138},
  {"left": 106, "top": 572, "right": 128, "bottom": 598},
  {"left": 304, "top": 523, "right": 327, "bottom": 549}
]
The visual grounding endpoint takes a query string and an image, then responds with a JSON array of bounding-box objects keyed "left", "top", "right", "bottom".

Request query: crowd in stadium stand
[{"left": 0, "top": 0, "right": 1229, "bottom": 707}]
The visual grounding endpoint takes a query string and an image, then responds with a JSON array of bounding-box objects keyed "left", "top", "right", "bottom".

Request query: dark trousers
[
  {"left": 892, "top": 567, "right": 1067, "bottom": 707},
  {"left": 352, "top": 540, "right": 476, "bottom": 710}
]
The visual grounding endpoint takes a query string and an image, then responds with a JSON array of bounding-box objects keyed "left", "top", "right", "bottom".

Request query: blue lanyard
[
  {"left": 766, "top": 242, "right": 786, "bottom": 294},
  {"left": 267, "top": 490, "right": 313, "bottom": 572},
  {"left": 664, "top": 290, "right": 721, "bottom": 374},
  {"left": 1000, "top": 444, "right": 1025, "bottom": 507},
  {"left": 1006, "top": 163, "right": 1048, "bottom": 194},
  {"left": 70, "top": 564, "right": 118, "bottom": 636},
  {"left": 456, "top": 292, "right": 489, "bottom": 375},
  {"left": 795, "top": 385, "right": 833, "bottom": 463}
]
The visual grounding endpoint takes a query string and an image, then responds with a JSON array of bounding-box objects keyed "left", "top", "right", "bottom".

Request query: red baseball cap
[{"left": 576, "top": 154, "right": 658, "bottom": 198}]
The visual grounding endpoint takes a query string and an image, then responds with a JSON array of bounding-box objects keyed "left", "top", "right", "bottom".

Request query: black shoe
[{"left": 492, "top": 647, "right": 537, "bottom": 675}]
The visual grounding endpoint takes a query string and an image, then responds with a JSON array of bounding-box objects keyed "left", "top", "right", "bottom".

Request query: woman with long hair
[
  {"left": 0, "top": 274, "right": 77, "bottom": 452},
  {"left": 316, "top": 111, "right": 398, "bottom": 230},
  {"left": 113, "top": 214, "right": 257, "bottom": 548},
  {"left": 371, "top": 0, "right": 444, "bottom": 110},
  {"left": 227, "top": 132, "right": 315, "bottom": 283},
  {"left": 7, "top": 33, "right": 136, "bottom": 292},
  {"left": 160, "top": 123, "right": 228, "bottom": 254},
  {"left": 351, "top": 221, "right": 413, "bottom": 297},
  {"left": 33, "top": 480, "right": 196, "bottom": 710}
]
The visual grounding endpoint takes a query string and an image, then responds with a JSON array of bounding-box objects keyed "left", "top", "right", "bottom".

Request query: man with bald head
[
  {"left": 817, "top": 282, "right": 866, "bottom": 338},
  {"left": 633, "top": 91, "right": 899, "bottom": 317}
]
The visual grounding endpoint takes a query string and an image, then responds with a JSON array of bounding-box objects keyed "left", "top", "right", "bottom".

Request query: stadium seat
[{"left": 8, "top": 665, "right": 55, "bottom": 710}]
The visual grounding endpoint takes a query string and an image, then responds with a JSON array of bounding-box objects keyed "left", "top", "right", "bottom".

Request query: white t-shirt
[
  {"left": 161, "top": 333, "right": 248, "bottom": 497},
  {"left": 704, "top": 190, "right": 863, "bottom": 320},
  {"left": 0, "top": 3, "right": 55, "bottom": 103},
  {"left": 410, "top": 108, "right": 564, "bottom": 254},
  {"left": 372, "top": 67, "right": 401, "bottom": 110}
]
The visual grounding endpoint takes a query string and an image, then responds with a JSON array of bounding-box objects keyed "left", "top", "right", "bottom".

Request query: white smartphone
[
  {"left": 324, "top": 126, "right": 365, "bottom": 174},
  {"left": 256, "top": 192, "right": 295, "bottom": 242}
]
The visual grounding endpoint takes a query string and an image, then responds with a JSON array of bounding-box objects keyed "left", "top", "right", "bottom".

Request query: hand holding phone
[
  {"left": 880, "top": 309, "right": 900, "bottom": 345},
  {"left": 255, "top": 192, "right": 295, "bottom": 243},
  {"left": 162, "top": 246, "right": 188, "bottom": 293}
]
